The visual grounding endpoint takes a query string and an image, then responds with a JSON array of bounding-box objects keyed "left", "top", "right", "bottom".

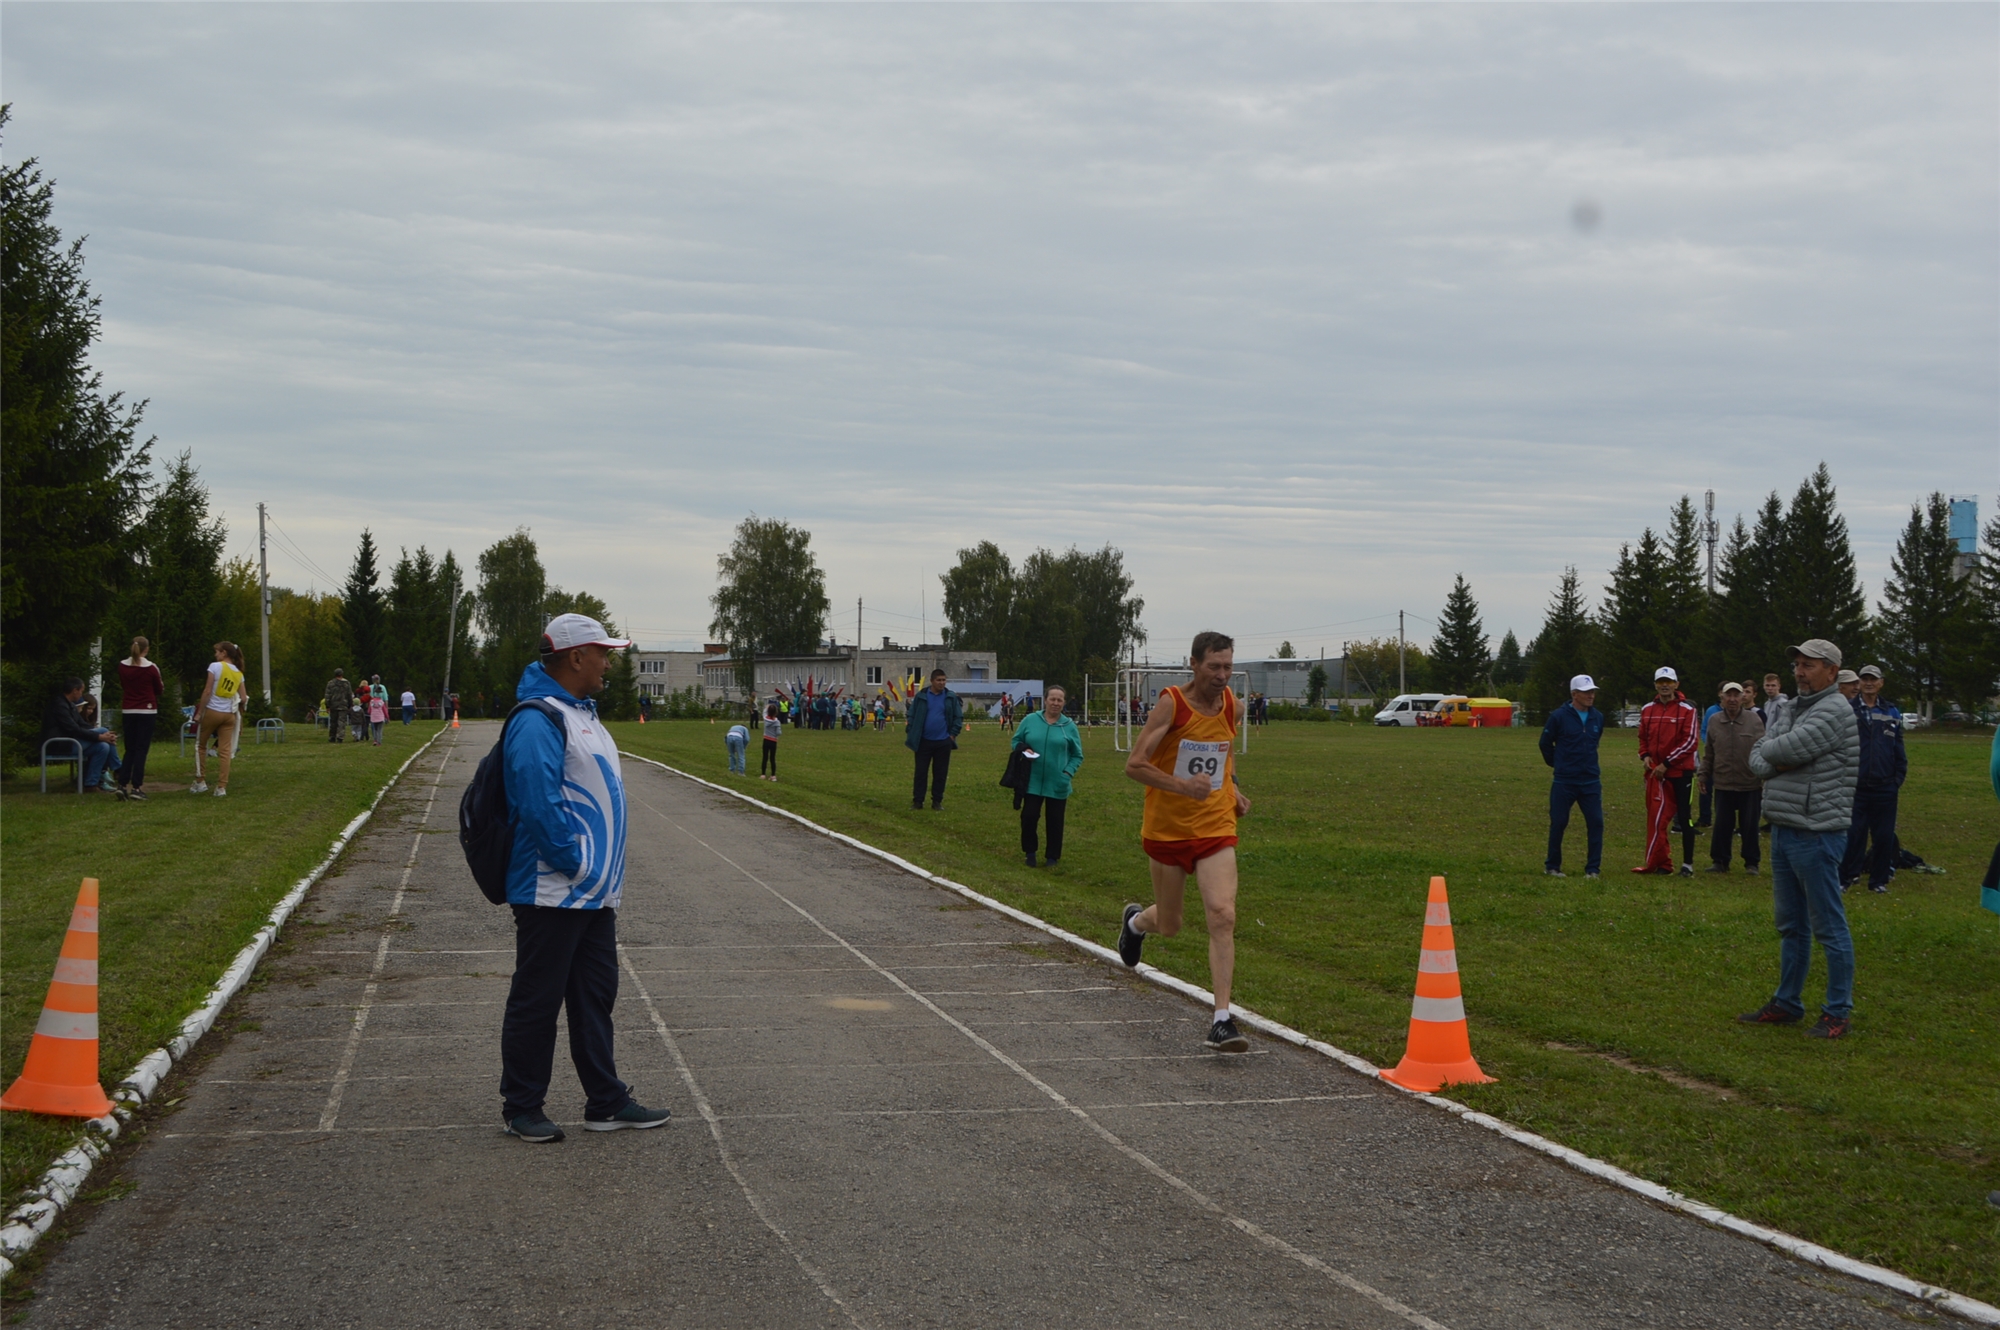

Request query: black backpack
[{"left": 458, "top": 699, "right": 566, "bottom": 904}]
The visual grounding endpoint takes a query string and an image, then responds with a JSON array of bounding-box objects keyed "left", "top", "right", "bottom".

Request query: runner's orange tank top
[{"left": 1140, "top": 686, "right": 1240, "bottom": 842}]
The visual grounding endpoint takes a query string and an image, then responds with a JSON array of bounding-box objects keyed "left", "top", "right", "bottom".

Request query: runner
[{"left": 1115, "top": 631, "right": 1252, "bottom": 1052}]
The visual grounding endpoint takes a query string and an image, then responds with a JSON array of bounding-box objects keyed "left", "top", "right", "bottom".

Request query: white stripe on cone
[
  {"left": 34, "top": 1010, "right": 97, "bottom": 1040},
  {"left": 1409, "top": 995, "right": 1466, "bottom": 1023},
  {"left": 51, "top": 958, "right": 97, "bottom": 985},
  {"left": 1416, "top": 950, "right": 1459, "bottom": 974},
  {"left": 1424, "top": 902, "right": 1451, "bottom": 926}
]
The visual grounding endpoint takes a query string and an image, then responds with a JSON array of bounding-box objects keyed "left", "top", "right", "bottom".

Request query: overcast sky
[{"left": 6, "top": 3, "right": 1995, "bottom": 661}]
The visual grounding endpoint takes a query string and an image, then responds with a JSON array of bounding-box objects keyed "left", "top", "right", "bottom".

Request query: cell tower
[
  {"left": 1703, "top": 490, "right": 1719, "bottom": 596},
  {"left": 1948, "top": 495, "right": 1978, "bottom": 580}
]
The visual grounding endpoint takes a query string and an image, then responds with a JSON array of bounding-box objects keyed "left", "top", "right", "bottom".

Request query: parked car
[
  {"left": 1420, "top": 696, "right": 1518, "bottom": 728},
  {"left": 1374, "top": 693, "right": 1447, "bottom": 726}
]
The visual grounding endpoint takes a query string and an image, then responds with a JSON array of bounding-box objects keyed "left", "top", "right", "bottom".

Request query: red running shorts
[{"left": 1142, "top": 836, "right": 1239, "bottom": 875}]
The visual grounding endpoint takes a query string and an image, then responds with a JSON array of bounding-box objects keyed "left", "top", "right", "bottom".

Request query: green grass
[
  {"left": 619, "top": 717, "right": 2000, "bottom": 1302},
  {"left": 1, "top": 721, "right": 443, "bottom": 1218}
]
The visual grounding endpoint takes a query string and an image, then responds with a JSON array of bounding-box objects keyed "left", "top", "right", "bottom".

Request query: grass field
[
  {"left": 618, "top": 715, "right": 2000, "bottom": 1302},
  {"left": 0, "top": 720, "right": 443, "bottom": 1221}
]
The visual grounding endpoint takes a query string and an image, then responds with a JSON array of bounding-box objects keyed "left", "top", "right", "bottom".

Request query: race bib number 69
[{"left": 1173, "top": 739, "right": 1229, "bottom": 791}]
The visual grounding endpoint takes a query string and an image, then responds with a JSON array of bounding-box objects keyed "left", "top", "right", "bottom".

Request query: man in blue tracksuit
[
  {"left": 905, "top": 669, "right": 964, "bottom": 810},
  {"left": 1540, "top": 673, "right": 1606, "bottom": 878},
  {"left": 498, "top": 614, "right": 670, "bottom": 1143},
  {"left": 1842, "top": 664, "right": 1906, "bottom": 894}
]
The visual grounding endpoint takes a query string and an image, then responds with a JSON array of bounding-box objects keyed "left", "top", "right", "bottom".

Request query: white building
[
  {"left": 630, "top": 645, "right": 729, "bottom": 699},
  {"left": 702, "top": 642, "right": 1002, "bottom": 705}
]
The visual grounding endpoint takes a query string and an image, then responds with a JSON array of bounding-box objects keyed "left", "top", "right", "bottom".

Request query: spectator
[
  {"left": 1741, "top": 638, "right": 1859, "bottom": 1039},
  {"left": 1695, "top": 684, "right": 1726, "bottom": 829},
  {"left": 400, "top": 688, "right": 416, "bottom": 725},
  {"left": 1843, "top": 665, "right": 1906, "bottom": 894},
  {"left": 349, "top": 687, "right": 367, "bottom": 742},
  {"left": 367, "top": 688, "right": 388, "bottom": 745},
  {"left": 1983, "top": 726, "right": 1999, "bottom": 916},
  {"left": 1635, "top": 667, "right": 1699, "bottom": 876},
  {"left": 905, "top": 669, "right": 963, "bottom": 810},
  {"left": 190, "top": 642, "right": 246, "bottom": 797},
  {"left": 498, "top": 613, "right": 668, "bottom": 1142},
  {"left": 1836, "top": 668, "right": 1860, "bottom": 700},
  {"left": 1757, "top": 673, "right": 1789, "bottom": 729},
  {"left": 726, "top": 720, "right": 749, "bottom": 774},
  {"left": 1539, "top": 674, "right": 1605, "bottom": 878},
  {"left": 1699, "top": 682, "right": 1765, "bottom": 872},
  {"left": 42, "top": 677, "right": 119, "bottom": 793},
  {"left": 115, "top": 636, "right": 162, "bottom": 801},
  {"left": 1012, "top": 683, "right": 1083, "bottom": 868},
  {"left": 760, "top": 704, "right": 781, "bottom": 780},
  {"left": 325, "top": 670, "right": 353, "bottom": 743}
]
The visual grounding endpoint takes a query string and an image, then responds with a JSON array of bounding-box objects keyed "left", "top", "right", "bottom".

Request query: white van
[{"left": 1373, "top": 693, "right": 1446, "bottom": 726}]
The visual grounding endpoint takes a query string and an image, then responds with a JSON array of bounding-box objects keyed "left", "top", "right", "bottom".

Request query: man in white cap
[
  {"left": 1740, "top": 638, "right": 1859, "bottom": 1039},
  {"left": 1635, "top": 666, "right": 1699, "bottom": 875},
  {"left": 497, "top": 613, "right": 671, "bottom": 1142},
  {"left": 1538, "top": 674, "right": 1606, "bottom": 878}
]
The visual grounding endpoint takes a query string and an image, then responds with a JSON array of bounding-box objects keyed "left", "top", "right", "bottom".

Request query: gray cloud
[{"left": 5, "top": 3, "right": 1994, "bottom": 654}]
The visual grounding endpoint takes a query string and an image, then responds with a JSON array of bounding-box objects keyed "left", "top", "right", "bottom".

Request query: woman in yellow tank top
[
  {"left": 1117, "top": 632, "right": 1254, "bottom": 1052},
  {"left": 191, "top": 641, "right": 246, "bottom": 797}
]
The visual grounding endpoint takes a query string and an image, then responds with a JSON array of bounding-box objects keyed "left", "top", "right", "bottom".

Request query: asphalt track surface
[{"left": 25, "top": 725, "right": 1947, "bottom": 1328}]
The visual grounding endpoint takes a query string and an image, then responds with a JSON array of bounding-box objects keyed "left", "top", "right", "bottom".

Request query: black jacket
[{"left": 41, "top": 694, "right": 101, "bottom": 747}]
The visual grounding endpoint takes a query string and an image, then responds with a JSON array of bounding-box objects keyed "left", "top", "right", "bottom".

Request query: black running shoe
[
  {"left": 1736, "top": 1001, "right": 1802, "bottom": 1025},
  {"left": 583, "top": 1101, "right": 672, "bottom": 1131},
  {"left": 504, "top": 1113, "right": 565, "bottom": 1143},
  {"left": 1807, "top": 1013, "right": 1851, "bottom": 1040},
  {"left": 1205, "top": 1017, "right": 1250, "bottom": 1052},
  {"left": 1117, "top": 903, "right": 1145, "bottom": 968}
]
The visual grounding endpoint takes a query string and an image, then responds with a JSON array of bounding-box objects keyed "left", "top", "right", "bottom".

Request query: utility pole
[
  {"left": 258, "top": 503, "right": 273, "bottom": 703},
  {"left": 1398, "top": 610, "right": 1406, "bottom": 694},
  {"left": 855, "top": 597, "right": 863, "bottom": 687},
  {"left": 1703, "top": 489, "right": 1719, "bottom": 596},
  {"left": 441, "top": 572, "right": 459, "bottom": 714}
]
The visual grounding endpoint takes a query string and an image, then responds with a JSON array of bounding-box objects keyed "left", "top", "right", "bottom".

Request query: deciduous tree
[{"left": 709, "top": 516, "right": 830, "bottom": 694}]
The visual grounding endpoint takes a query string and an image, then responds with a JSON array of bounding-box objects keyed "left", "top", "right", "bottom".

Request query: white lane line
[
  {"left": 619, "top": 949, "right": 870, "bottom": 1330},
  {"left": 316, "top": 738, "right": 456, "bottom": 1133},
  {"left": 913, "top": 986, "right": 1115, "bottom": 997},
  {"left": 646, "top": 806, "right": 1451, "bottom": 1330}
]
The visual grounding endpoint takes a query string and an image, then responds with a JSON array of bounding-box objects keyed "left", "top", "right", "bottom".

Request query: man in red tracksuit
[{"left": 1635, "top": 666, "right": 1700, "bottom": 877}]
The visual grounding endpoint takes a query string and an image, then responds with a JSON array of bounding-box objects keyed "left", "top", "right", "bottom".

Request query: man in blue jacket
[
  {"left": 905, "top": 669, "right": 964, "bottom": 810},
  {"left": 499, "top": 614, "right": 670, "bottom": 1143},
  {"left": 1539, "top": 674, "right": 1605, "bottom": 878},
  {"left": 1842, "top": 664, "right": 1906, "bottom": 894}
]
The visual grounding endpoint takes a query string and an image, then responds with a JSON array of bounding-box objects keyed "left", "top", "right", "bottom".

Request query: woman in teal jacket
[{"left": 1012, "top": 685, "right": 1083, "bottom": 868}]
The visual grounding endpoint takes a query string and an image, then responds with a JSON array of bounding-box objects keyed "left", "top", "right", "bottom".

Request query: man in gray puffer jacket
[{"left": 1738, "top": 638, "right": 1860, "bottom": 1039}]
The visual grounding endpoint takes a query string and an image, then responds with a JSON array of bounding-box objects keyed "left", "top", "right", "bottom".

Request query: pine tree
[
  {"left": 1491, "top": 630, "right": 1525, "bottom": 685},
  {"left": 1775, "top": 464, "right": 1868, "bottom": 659},
  {"left": 117, "top": 451, "right": 227, "bottom": 704},
  {"left": 1876, "top": 493, "right": 1976, "bottom": 716},
  {"left": 1524, "top": 568, "right": 1593, "bottom": 715},
  {"left": 1598, "top": 531, "right": 1670, "bottom": 704},
  {"left": 1974, "top": 515, "right": 2000, "bottom": 708},
  {"left": 1661, "top": 495, "right": 1708, "bottom": 684},
  {"left": 342, "top": 529, "right": 385, "bottom": 677},
  {"left": 1427, "top": 574, "right": 1489, "bottom": 694}
]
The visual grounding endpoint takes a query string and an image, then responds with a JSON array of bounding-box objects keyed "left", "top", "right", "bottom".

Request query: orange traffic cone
[
  {"left": 449, "top": 708, "right": 459, "bottom": 730},
  {"left": 2, "top": 878, "right": 115, "bottom": 1118},
  {"left": 1379, "top": 876, "right": 1494, "bottom": 1093}
]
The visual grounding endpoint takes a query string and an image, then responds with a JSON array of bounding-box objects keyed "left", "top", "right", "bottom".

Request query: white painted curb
[
  {"left": 0, "top": 728, "right": 449, "bottom": 1279},
  {"left": 626, "top": 752, "right": 2000, "bottom": 1327}
]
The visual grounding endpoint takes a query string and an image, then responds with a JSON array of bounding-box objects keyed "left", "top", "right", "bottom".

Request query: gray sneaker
[
  {"left": 1544, "top": 868, "right": 1567, "bottom": 878},
  {"left": 504, "top": 1113, "right": 565, "bottom": 1143},
  {"left": 583, "top": 1101, "right": 672, "bottom": 1131},
  {"left": 189, "top": 781, "right": 209, "bottom": 794}
]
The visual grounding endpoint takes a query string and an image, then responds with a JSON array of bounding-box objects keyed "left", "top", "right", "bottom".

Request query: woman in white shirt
[{"left": 191, "top": 641, "right": 247, "bottom": 797}]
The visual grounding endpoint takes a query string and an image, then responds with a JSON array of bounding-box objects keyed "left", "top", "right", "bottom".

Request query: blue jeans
[
  {"left": 402, "top": 704, "right": 414, "bottom": 725},
  {"left": 1547, "top": 780, "right": 1603, "bottom": 874},
  {"left": 1769, "top": 826, "right": 1855, "bottom": 1019},
  {"left": 726, "top": 735, "right": 747, "bottom": 773},
  {"left": 81, "top": 737, "right": 118, "bottom": 788}
]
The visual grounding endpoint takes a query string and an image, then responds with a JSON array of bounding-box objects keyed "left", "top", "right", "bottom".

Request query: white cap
[
  {"left": 540, "top": 613, "right": 632, "bottom": 654},
  {"left": 1654, "top": 666, "right": 1678, "bottom": 682},
  {"left": 1569, "top": 674, "right": 1597, "bottom": 692}
]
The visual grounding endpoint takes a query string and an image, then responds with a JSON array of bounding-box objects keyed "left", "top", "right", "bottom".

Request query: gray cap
[
  {"left": 1836, "top": 669, "right": 1859, "bottom": 684},
  {"left": 1857, "top": 664, "right": 1883, "bottom": 679},
  {"left": 1788, "top": 638, "right": 1842, "bottom": 667}
]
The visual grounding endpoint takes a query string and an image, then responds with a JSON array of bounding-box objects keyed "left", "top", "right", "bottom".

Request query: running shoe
[
  {"left": 1806, "top": 1014, "right": 1851, "bottom": 1040},
  {"left": 213, "top": 787, "right": 227, "bottom": 798},
  {"left": 1024, "top": 853, "right": 1037, "bottom": 867},
  {"left": 1868, "top": 883, "right": 1889, "bottom": 894},
  {"left": 126, "top": 789, "right": 147, "bottom": 802},
  {"left": 1678, "top": 864, "right": 1695, "bottom": 878},
  {"left": 1544, "top": 868, "right": 1567, "bottom": 878},
  {"left": 504, "top": 1113, "right": 565, "bottom": 1143},
  {"left": 1702, "top": 864, "right": 1730, "bottom": 873},
  {"left": 1736, "top": 1001, "right": 1802, "bottom": 1025},
  {"left": 583, "top": 1101, "right": 672, "bottom": 1131},
  {"left": 1117, "top": 904, "right": 1145, "bottom": 968},
  {"left": 1583, "top": 871, "right": 1601, "bottom": 879},
  {"left": 1205, "top": 1017, "right": 1250, "bottom": 1053},
  {"left": 189, "top": 781, "right": 209, "bottom": 794}
]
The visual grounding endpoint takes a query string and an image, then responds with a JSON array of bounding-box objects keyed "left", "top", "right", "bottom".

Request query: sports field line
[
  {"left": 621, "top": 749, "right": 2000, "bottom": 1328},
  {"left": 0, "top": 728, "right": 455, "bottom": 1280}
]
